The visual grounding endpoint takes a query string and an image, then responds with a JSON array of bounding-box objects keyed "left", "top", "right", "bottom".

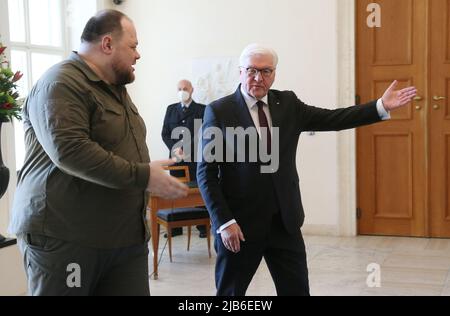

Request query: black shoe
[
  {"left": 164, "top": 228, "right": 183, "bottom": 238},
  {"left": 199, "top": 232, "right": 207, "bottom": 239}
]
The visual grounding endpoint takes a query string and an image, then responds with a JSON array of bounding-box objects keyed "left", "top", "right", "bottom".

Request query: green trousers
[{"left": 17, "top": 234, "right": 150, "bottom": 296}]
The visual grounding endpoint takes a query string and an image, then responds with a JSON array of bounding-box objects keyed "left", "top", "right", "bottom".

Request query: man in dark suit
[
  {"left": 197, "top": 44, "right": 417, "bottom": 296},
  {"left": 162, "top": 79, "right": 207, "bottom": 238}
]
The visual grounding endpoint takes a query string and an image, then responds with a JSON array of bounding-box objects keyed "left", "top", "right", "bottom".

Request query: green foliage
[{"left": 0, "top": 43, "right": 23, "bottom": 122}]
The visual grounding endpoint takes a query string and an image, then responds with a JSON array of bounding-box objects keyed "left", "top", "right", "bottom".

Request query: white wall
[
  {"left": 114, "top": 0, "right": 347, "bottom": 233},
  {"left": 67, "top": 0, "right": 100, "bottom": 51}
]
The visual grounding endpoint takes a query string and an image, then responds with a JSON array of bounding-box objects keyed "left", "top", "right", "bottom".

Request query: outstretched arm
[{"left": 296, "top": 80, "right": 417, "bottom": 132}]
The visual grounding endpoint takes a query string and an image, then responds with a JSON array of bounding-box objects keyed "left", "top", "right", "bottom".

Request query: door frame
[{"left": 337, "top": 0, "right": 358, "bottom": 236}]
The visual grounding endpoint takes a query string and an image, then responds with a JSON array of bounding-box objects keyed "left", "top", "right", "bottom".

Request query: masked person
[{"left": 162, "top": 80, "right": 207, "bottom": 238}]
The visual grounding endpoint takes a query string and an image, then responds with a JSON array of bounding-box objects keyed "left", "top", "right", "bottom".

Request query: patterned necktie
[{"left": 257, "top": 101, "right": 272, "bottom": 155}]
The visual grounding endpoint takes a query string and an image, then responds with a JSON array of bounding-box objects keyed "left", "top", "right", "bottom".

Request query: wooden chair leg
[
  {"left": 187, "top": 226, "right": 192, "bottom": 251},
  {"left": 206, "top": 223, "right": 212, "bottom": 258},
  {"left": 168, "top": 226, "right": 173, "bottom": 263},
  {"left": 156, "top": 224, "right": 161, "bottom": 252}
]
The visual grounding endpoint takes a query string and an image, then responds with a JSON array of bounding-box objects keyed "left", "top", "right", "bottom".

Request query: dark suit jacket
[
  {"left": 197, "top": 86, "right": 381, "bottom": 240},
  {"left": 162, "top": 101, "right": 206, "bottom": 181}
]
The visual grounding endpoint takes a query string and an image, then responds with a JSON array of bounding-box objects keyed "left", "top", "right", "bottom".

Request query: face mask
[{"left": 179, "top": 90, "right": 191, "bottom": 103}]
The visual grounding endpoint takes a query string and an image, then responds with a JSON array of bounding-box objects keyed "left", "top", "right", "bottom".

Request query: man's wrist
[
  {"left": 377, "top": 99, "right": 391, "bottom": 121},
  {"left": 217, "top": 220, "right": 237, "bottom": 234}
]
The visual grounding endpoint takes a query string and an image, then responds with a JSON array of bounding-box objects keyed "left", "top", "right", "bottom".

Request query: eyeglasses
[{"left": 241, "top": 67, "right": 276, "bottom": 78}]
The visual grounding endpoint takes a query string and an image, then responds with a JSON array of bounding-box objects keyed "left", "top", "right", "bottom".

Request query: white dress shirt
[
  {"left": 240, "top": 86, "right": 273, "bottom": 136},
  {"left": 181, "top": 100, "right": 193, "bottom": 109}
]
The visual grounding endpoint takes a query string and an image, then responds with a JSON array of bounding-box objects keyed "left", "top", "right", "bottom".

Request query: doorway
[{"left": 356, "top": 0, "right": 450, "bottom": 237}]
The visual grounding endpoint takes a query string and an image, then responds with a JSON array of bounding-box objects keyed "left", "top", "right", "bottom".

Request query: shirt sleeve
[
  {"left": 217, "top": 220, "right": 237, "bottom": 234},
  {"left": 29, "top": 81, "right": 150, "bottom": 190},
  {"left": 377, "top": 98, "right": 391, "bottom": 120}
]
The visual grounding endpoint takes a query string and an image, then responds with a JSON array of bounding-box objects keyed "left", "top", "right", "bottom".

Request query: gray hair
[{"left": 239, "top": 43, "right": 279, "bottom": 68}]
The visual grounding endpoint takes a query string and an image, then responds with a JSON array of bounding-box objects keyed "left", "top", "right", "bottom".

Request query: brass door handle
[
  {"left": 433, "top": 105, "right": 440, "bottom": 110},
  {"left": 433, "top": 96, "right": 446, "bottom": 101},
  {"left": 413, "top": 96, "right": 423, "bottom": 101},
  {"left": 415, "top": 105, "right": 422, "bottom": 111}
]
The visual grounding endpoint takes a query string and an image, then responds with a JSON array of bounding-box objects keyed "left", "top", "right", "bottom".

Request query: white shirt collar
[
  {"left": 181, "top": 100, "right": 193, "bottom": 109},
  {"left": 240, "top": 85, "right": 269, "bottom": 109}
]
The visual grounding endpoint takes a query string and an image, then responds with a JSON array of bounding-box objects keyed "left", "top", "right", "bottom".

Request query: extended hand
[
  {"left": 381, "top": 80, "right": 417, "bottom": 111},
  {"left": 147, "top": 159, "right": 189, "bottom": 199},
  {"left": 221, "top": 223, "right": 246, "bottom": 253}
]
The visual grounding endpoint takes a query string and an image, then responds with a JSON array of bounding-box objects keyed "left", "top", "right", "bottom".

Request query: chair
[{"left": 156, "top": 166, "right": 212, "bottom": 262}]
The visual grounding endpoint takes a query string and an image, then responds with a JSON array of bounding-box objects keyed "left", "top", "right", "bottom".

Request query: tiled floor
[{"left": 149, "top": 232, "right": 450, "bottom": 296}]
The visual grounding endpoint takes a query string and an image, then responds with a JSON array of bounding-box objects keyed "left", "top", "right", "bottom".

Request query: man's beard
[{"left": 112, "top": 62, "right": 135, "bottom": 85}]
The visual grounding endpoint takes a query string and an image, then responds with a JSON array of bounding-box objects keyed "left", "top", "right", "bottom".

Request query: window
[{"left": 7, "top": 0, "right": 68, "bottom": 171}]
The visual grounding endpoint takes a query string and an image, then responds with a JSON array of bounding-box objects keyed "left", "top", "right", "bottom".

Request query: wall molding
[
  {"left": 97, "top": 0, "right": 111, "bottom": 10},
  {"left": 337, "top": 0, "right": 357, "bottom": 237},
  {"left": 302, "top": 224, "right": 339, "bottom": 237}
]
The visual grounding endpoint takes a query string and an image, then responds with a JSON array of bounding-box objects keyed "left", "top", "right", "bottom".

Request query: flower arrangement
[{"left": 0, "top": 42, "right": 23, "bottom": 122}]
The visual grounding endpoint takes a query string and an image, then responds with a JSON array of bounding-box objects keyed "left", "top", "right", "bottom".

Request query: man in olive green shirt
[{"left": 9, "top": 10, "right": 188, "bottom": 296}]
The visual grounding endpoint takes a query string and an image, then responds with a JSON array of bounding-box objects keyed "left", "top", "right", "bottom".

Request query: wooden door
[
  {"left": 356, "top": 0, "right": 428, "bottom": 236},
  {"left": 429, "top": 0, "right": 450, "bottom": 237}
]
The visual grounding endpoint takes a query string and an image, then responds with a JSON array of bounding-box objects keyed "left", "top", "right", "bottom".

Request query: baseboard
[{"left": 302, "top": 224, "right": 339, "bottom": 237}]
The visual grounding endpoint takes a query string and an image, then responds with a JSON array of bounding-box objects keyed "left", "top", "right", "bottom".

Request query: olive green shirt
[{"left": 10, "top": 52, "right": 151, "bottom": 249}]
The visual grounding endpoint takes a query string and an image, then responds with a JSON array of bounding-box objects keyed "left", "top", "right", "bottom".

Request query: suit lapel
[
  {"left": 178, "top": 102, "right": 196, "bottom": 121},
  {"left": 268, "top": 91, "right": 282, "bottom": 128},
  {"left": 232, "top": 86, "right": 256, "bottom": 129},
  {"left": 232, "top": 87, "right": 283, "bottom": 129}
]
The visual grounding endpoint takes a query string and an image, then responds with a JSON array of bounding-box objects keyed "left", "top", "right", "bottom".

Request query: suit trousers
[
  {"left": 17, "top": 234, "right": 150, "bottom": 296},
  {"left": 214, "top": 212, "right": 310, "bottom": 296}
]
